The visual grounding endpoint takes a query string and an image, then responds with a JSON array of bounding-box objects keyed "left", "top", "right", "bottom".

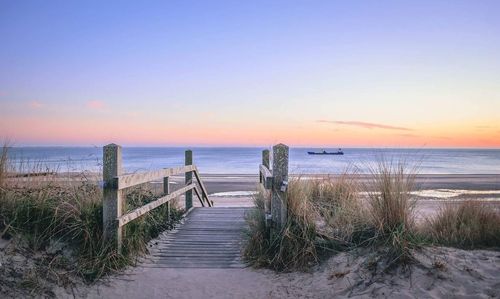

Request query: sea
[{"left": 6, "top": 147, "right": 500, "bottom": 175}]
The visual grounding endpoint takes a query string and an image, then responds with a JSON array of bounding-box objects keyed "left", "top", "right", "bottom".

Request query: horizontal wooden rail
[
  {"left": 117, "top": 185, "right": 196, "bottom": 227},
  {"left": 118, "top": 184, "right": 197, "bottom": 227},
  {"left": 114, "top": 165, "right": 196, "bottom": 190}
]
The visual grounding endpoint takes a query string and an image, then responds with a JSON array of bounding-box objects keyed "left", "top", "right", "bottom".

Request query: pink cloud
[
  {"left": 86, "top": 100, "right": 105, "bottom": 110},
  {"left": 475, "top": 125, "right": 493, "bottom": 130},
  {"left": 317, "top": 120, "right": 413, "bottom": 131},
  {"left": 28, "top": 100, "right": 44, "bottom": 109}
]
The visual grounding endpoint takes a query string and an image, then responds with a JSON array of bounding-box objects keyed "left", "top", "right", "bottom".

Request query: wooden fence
[
  {"left": 102, "top": 144, "right": 212, "bottom": 251},
  {"left": 259, "top": 143, "right": 289, "bottom": 236}
]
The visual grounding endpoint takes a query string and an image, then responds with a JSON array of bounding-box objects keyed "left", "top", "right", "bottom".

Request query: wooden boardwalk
[{"left": 143, "top": 207, "right": 250, "bottom": 268}]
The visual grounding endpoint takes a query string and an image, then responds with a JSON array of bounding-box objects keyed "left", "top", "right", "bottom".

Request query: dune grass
[
  {"left": 309, "top": 172, "right": 372, "bottom": 248},
  {"left": 243, "top": 173, "right": 368, "bottom": 271},
  {"left": 364, "top": 161, "right": 420, "bottom": 266},
  {"left": 0, "top": 144, "right": 182, "bottom": 283},
  {"left": 244, "top": 161, "right": 425, "bottom": 271},
  {"left": 425, "top": 201, "right": 500, "bottom": 249},
  {"left": 243, "top": 181, "right": 318, "bottom": 271}
]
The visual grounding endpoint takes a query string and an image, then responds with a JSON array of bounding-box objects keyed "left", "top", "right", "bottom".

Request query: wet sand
[
  {"left": 8, "top": 173, "right": 499, "bottom": 192},
  {"left": 194, "top": 174, "right": 500, "bottom": 221},
  {"left": 178, "top": 173, "right": 500, "bottom": 194}
]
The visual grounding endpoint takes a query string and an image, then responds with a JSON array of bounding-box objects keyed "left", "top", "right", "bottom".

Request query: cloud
[
  {"left": 86, "top": 100, "right": 105, "bottom": 110},
  {"left": 28, "top": 101, "right": 44, "bottom": 109},
  {"left": 317, "top": 120, "right": 413, "bottom": 131}
]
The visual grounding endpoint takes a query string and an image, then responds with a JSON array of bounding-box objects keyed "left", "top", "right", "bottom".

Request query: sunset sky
[{"left": 1, "top": 1, "right": 499, "bottom": 147}]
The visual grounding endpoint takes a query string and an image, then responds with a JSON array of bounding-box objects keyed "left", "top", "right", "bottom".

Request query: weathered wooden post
[
  {"left": 271, "top": 144, "right": 289, "bottom": 233},
  {"left": 103, "top": 143, "right": 124, "bottom": 252},
  {"left": 262, "top": 149, "right": 270, "bottom": 169},
  {"left": 163, "top": 175, "right": 170, "bottom": 220},
  {"left": 185, "top": 150, "right": 193, "bottom": 210}
]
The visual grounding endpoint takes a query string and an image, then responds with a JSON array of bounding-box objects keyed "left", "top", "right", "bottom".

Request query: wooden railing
[
  {"left": 102, "top": 144, "right": 212, "bottom": 251},
  {"left": 258, "top": 144, "right": 289, "bottom": 234}
]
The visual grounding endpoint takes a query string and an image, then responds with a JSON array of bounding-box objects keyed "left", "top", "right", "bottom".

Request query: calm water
[{"left": 7, "top": 147, "right": 500, "bottom": 174}]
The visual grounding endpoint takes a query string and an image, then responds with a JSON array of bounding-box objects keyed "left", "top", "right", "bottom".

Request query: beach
[
  {"left": 3, "top": 170, "right": 500, "bottom": 298},
  {"left": 3, "top": 1, "right": 500, "bottom": 297},
  {"left": 75, "top": 172, "right": 500, "bottom": 299}
]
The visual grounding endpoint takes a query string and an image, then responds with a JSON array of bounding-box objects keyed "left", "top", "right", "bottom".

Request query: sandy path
[
  {"left": 78, "top": 247, "right": 500, "bottom": 299},
  {"left": 82, "top": 267, "right": 280, "bottom": 299}
]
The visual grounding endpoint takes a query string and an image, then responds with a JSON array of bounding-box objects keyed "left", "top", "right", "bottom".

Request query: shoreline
[
  {"left": 6, "top": 172, "right": 500, "bottom": 193},
  {"left": 201, "top": 173, "right": 500, "bottom": 192}
]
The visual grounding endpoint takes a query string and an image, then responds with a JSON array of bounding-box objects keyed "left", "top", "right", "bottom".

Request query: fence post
[
  {"left": 271, "top": 144, "right": 289, "bottom": 234},
  {"left": 103, "top": 143, "right": 124, "bottom": 252},
  {"left": 185, "top": 150, "right": 193, "bottom": 210},
  {"left": 163, "top": 176, "right": 170, "bottom": 220},
  {"left": 262, "top": 149, "right": 270, "bottom": 169}
]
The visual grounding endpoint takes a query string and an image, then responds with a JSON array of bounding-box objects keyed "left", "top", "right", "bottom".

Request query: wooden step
[{"left": 143, "top": 207, "right": 251, "bottom": 268}]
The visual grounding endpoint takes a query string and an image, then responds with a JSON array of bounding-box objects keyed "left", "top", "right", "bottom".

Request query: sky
[{"left": 1, "top": 0, "right": 499, "bottom": 148}]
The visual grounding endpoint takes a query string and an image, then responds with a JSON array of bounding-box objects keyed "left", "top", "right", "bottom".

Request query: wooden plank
[
  {"left": 146, "top": 207, "right": 250, "bottom": 268},
  {"left": 115, "top": 165, "right": 196, "bottom": 190},
  {"left": 259, "top": 164, "right": 273, "bottom": 189},
  {"left": 261, "top": 150, "right": 272, "bottom": 217},
  {"left": 118, "top": 184, "right": 195, "bottom": 227},
  {"left": 193, "top": 168, "right": 212, "bottom": 207},
  {"left": 193, "top": 186, "right": 205, "bottom": 207}
]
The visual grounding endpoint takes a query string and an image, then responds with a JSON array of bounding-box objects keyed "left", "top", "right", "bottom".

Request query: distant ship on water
[{"left": 307, "top": 149, "right": 344, "bottom": 155}]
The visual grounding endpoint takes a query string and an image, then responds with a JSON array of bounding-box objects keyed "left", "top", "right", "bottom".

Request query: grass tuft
[
  {"left": 243, "top": 180, "right": 318, "bottom": 271},
  {"left": 310, "top": 172, "right": 371, "bottom": 248},
  {"left": 364, "top": 160, "right": 420, "bottom": 266},
  {"left": 425, "top": 201, "right": 500, "bottom": 249}
]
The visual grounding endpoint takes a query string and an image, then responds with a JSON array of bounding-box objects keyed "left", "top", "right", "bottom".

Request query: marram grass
[
  {"left": 425, "top": 201, "right": 500, "bottom": 249},
  {"left": 0, "top": 144, "right": 182, "bottom": 282},
  {"left": 243, "top": 160, "right": 500, "bottom": 272}
]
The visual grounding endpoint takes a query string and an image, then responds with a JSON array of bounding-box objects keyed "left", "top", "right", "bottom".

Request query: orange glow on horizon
[{"left": 1, "top": 114, "right": 499, "bottom": 148}]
